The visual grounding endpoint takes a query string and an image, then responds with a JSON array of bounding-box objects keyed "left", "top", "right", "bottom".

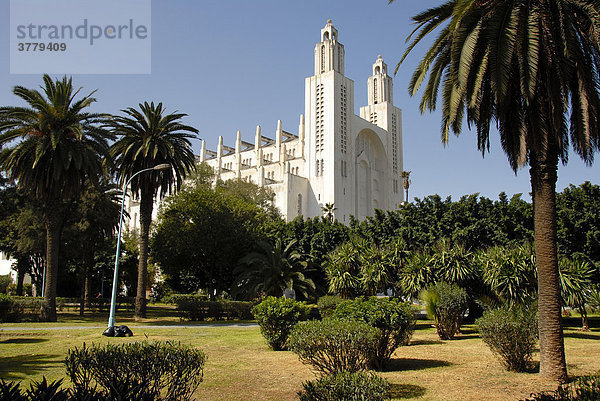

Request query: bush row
[
  {"left": 1, "top": 341, "right": 206, "bottom": 401},
  {"left": 0, "top": 295, "right": 135, "bottom": 322},
  {"left": 164, "top": 294, "right": 253, "bottom": 321},
  {"left": 253, "top": 296, "right": 415, "bottom": 371}
]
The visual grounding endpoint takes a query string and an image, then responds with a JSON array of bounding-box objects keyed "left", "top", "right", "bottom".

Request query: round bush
[
  {"left": 288, "top": 318, "right": 378, "bottom": 374},
  {"left": 298, "top": 371, "right": 390, "bottom": 401},
  {"left": 251, "top": 296, "right": 309, "bottom": 350},
  {"left": 317, "top": 295, "right": 343, "bottom": 319},
  {"left": 421, "top": 282, "right": 468, "bottom": 340},
  {"left": 477, "top": 305, "right": 538, "bottom": 372},
  {"left": 331, "top": 297, "right": 415, "bottom": 370},
  {"left": 65, "top": 340, "right": 206, "bottom": 400}
]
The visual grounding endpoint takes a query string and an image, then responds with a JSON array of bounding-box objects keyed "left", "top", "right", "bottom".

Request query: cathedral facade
[{"left": 200, "top": 20, "right": 404, "bottom": 223}]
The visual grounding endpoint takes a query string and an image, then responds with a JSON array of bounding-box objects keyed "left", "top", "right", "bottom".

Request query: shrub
[
  {"left": 525, "top": 373, "right": 600, "bottom": 400},
  {"left": 0, "top": 295, "right": 41, "bottom": 323},
  {"left": 298, "top": 371, "right": 390, "bottom": 401},
  {"left": 0, "top": 275, "right": 11, "bottom": 294},
  {"left": 164, "top": 294, "right": 253, "bottom": 321},
  {"left": 0, "top": 379, "right": 26, "bottom": 401},
  {"left": 331, "top": 297, "right": 415, "bottom": 369},
  {"left": 163, "top": 294, "right": 207, "bottom": 321},
  {"left": 0, "top": 294, "right": 11, "bottom": 323},
  {"left": 23, "top": 378, "right": 71, "bottom": 401},
  {"left": 421, "top": 282, "right": 468, "bottom": 340},
  {"left": 65, "top": 340, "right": 206, "bottom": 400},
  {"left": 0, "top": 378, "right": 97, "bottom": 401},
  {"left": 477, "top": 305, "right": 538, "bottom": 372},
  {"left": 252, "top": 296, "right": 309, "bottom": 350},
  {"left": 317, "top": 295, "right": 343, "bottom": 319},
  {"left": 288, "top": 318, "right": 378, "bottom": 374}
]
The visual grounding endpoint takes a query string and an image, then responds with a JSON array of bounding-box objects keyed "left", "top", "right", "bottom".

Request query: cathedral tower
[
  {"left": 305, "top": 20, "right": 355, "bottom": 221},
  {"left": 360, "top": 55, "right": 403, "bottom": 199}
]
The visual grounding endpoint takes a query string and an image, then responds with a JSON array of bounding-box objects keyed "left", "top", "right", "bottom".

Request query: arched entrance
[{"left": 354, "top": 129, "right": 388, "bottom": 219}]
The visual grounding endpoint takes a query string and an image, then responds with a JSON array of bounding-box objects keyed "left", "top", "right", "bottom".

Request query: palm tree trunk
[
  {"left": 135, "top": 191, "right": 153, "bottom": 319},
  {"left": 530, "top": 160, "right": 567, "bottom": 382},
  {"left": 41, "top": 205, "right": 62, "bottom": 322}
]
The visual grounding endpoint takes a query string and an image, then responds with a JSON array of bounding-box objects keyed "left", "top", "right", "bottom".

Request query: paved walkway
[{"left": 0, "top": 323, "right": 257, "bottom": 331}]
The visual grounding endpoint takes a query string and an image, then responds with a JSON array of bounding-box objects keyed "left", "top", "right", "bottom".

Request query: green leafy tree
[
  {"left": 110, "top": 102, "right": 197, "bottom": 318},
  {"left": 151, "top": 178, "right": 278, "bottom": 298},
  {"left": 67, "top": 177, "right": 121, "bottom": 313},
  {"left": 234, "top": 238, "right": 316, "bottom": 300},
  {"left": 0, "top": 75, "right": 111, "bottom": 321},
  {"left": 556, "top": 182, "right": 600, "bottom": 264},
  {"left": 396, "top": 0, "right": 600, "bottom": 380}
]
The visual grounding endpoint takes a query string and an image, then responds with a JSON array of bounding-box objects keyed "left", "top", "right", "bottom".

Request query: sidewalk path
[{"left": 0, "top": 323, "right": 257, "bottom": 331}]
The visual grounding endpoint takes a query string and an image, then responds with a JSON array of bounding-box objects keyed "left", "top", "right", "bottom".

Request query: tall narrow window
[
  {"left": 321, "top": 45, "right": 325, "bottom": 73},
  {"left": 297, "top": 194, "right": 303, "bottom": 215},
  {"left": 373, "top": 78, "right": 378, "bottom": 104}
]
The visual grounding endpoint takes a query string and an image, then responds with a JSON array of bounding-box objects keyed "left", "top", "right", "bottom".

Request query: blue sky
[{"left": 1, "top": 0, "right": 598, "bottom": 202}]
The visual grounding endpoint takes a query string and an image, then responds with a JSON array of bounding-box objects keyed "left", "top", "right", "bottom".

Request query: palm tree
[
  {"left": 480, "top": 244, "right": 538, "bottom": 307},
  {"left": 234, "top": 238, "right": 316, "bottom": 299},
  {"left": 0, "top": 75, "right": 112, "bottom": 321},
  {"left": 109, "top": 102, "right": 197, "bottom": 319},
  {"left": 559, "top": 258, "right": 595, "bottom": 331},
  {"left": 401, "top": 171, "right": 411, "bottom": 203},
  {"left": 325, "top": 240, "right": 362, "bottom": 298},
  {"left": 321, "top": 203, "right": 337, "bottom": 223},
  {"left": 396, "top": 0, "right": 600, "bottom": 381}
]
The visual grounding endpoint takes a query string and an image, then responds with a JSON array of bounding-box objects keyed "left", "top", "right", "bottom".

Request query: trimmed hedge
[
  {"left": 288, "top": 318, "right": 378, "bottom": 374},
  {"left": 252, "top": 296, "right": 309, "bottom": 350},
  {"left": 164, "top": 294, "right": 253, "bottom": 321},
  {"left": 331, "top": 297, "right": 415, "bottom": 370},
  {"left": 298, "top": 372, "right": 390, "bottom": 401},
  {"left": 0, "top": 296, "right": 135, "bottom": 322},
  {"left": 317, "top": 295, "right": 343, "bottom": 319},
  {"left": 65, "top": 340, "right": 206, "bottom": 400}
]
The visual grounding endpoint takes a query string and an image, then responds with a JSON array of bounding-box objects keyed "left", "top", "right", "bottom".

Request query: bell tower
[
  {"left": 367, "top": 55, "right": 393, "bottom": 105},
  {"left": 305, "top": 20, "right": 355, "bottom": 221},
  {"left": 314, "top": 19, "right": 345, "bottom": 75},
  {"left": 360, "top": 55, "right": 404, "bottom": 202}
]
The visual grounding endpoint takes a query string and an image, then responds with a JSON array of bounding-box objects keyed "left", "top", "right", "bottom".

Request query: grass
[{"left": 1, "top": 309, "right": 599, "bottom": 401}]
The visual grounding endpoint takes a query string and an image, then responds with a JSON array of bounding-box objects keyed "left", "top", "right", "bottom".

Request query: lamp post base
[{"left": 102, "top": 325, "right": 134, "bottom": 337}]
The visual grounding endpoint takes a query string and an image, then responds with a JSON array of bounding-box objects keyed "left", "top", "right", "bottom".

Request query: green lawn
[{"left": 1, "top": 310, "right": 599, "bottom": 401}]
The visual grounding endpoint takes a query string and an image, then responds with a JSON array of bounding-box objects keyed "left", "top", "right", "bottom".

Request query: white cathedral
[
  {"left": 200, "top": 20, "right": 404, "bottom": 223},
  {"left": 126, "top": 20, "right": 404, "bottom": 228}
]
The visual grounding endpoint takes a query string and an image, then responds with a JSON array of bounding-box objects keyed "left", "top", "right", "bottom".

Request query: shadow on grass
[
  {"left": 450, "top": 334, "right": 480, "bottom": 340},
  {"left": 0, "top": 338, "right": 48, "bottom": 344},
  {"left": 384, "top": 357, "right": 452, "bottom": 372},
  {"left": 564, "top": 331, "right": 600, "bottom": 341},
  {"left": 0, "top": 354, "right": 62, "bottom": 380},
  {"left": 389, "top": 383, "right": 426, "bottom": 399},
  {"left": 458, "top": 327, "right": 478, "bottom": 335},
  {"left": 409, "top": 339, "right": 443, "bottom": 346}
]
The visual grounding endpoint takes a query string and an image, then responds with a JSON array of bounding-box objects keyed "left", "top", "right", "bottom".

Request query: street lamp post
[{"left": 104, "top": 164, "right": 170, "bottom": 334}]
